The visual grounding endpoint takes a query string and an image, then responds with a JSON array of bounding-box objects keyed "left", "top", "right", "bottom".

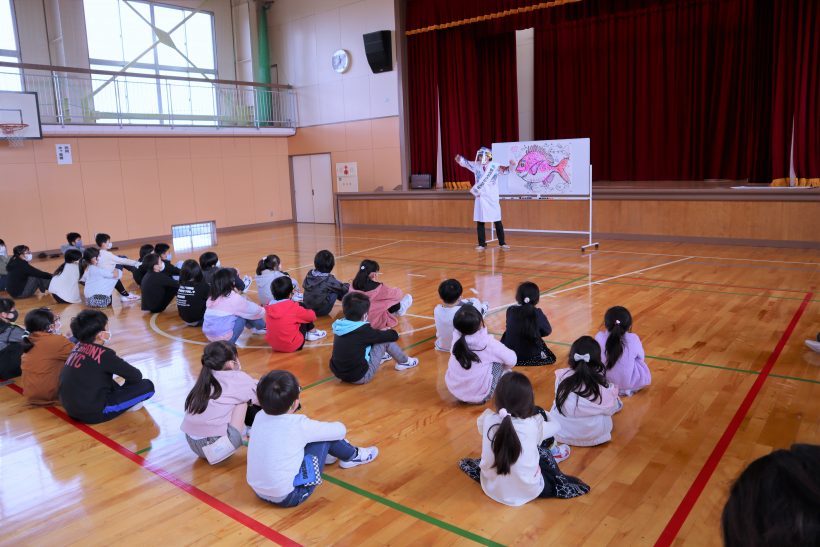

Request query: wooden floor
[{"left": 2, "top": 224, "right": 818, "bottom": 546}]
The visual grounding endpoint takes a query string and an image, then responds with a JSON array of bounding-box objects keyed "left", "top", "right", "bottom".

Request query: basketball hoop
[{"left": 0, "top": 123, "right": 29, "bottom": 148}]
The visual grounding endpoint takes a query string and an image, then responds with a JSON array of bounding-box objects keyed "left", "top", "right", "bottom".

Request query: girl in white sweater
[
  {"left": 458, "top": 372, "right": 590, "bottom": 506},
  {"left": 549, "top": 336, "right": 622, "bottom": 447},
  {"left": 49, "top": 249, "right": 83, "bottom": 304}
]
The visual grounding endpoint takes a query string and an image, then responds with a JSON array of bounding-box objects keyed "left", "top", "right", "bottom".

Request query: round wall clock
[{"left": 332, "top": 49, "right": 350, "bottom": 73}]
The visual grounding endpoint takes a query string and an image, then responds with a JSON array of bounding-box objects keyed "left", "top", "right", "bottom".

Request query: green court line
[
  {"left": 302, "top": 335, "right": 437, "bottom": 391},
  {"left": 135, "top": 446, "right": 152, "bottom": 455},
  {"left": 485, "top": 275, "right": 589, "bottom": 319},
  {"left": 487, "top": 335, "right": 819, "bottom": 385},
  {"left": 367, "top": 256, "right": 570, "bottom": 281},
  {"left": 598, "top": 280, "right": 820, "bottom": 303},
  {"left": 322, "top": 473, "right": 505, "bottom": 547}
]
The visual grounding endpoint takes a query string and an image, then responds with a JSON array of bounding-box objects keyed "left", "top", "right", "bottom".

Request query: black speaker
[
  {"left": 410, "top": 174, "right": 432, "bottom": 189},
  {"left": 363, "top": 30, "right": 393, "bottom": 73}
]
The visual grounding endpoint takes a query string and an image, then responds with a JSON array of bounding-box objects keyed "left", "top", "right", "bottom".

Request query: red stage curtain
[
  {"left": 534, "top": 0, "right": 770, "bottom": 181},
  {"left": 407, "top": 32, "right": 439, "bottom": 180},
  {"left": 790, "top": 0, "right": 820, "bottom": 184},
  {"left": 477, "top": 32, "right": 519, "bottom": 146}
]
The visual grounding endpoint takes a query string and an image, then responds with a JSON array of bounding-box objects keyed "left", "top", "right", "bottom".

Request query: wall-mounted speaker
[
  {"left": 410, "top": 174, "right": 432, "bottom": 189},
  {"left": 363, "top": 30, "right": 393, "bottom": 73}
]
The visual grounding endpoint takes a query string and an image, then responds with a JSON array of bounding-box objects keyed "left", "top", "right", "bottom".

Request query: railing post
[
  {"left": 167, "top": 80, "right": 174, "bottom": 126},
  {"left": 52, "top": 72, "right": 64, "bottom": 126},
  {"left": 114, "top": 79, "right": 122, "bottom": 126}
]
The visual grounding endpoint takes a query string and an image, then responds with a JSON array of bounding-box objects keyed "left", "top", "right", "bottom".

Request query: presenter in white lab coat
[{"left": 455, "top": 147, "right": 514, "bottom": 251}]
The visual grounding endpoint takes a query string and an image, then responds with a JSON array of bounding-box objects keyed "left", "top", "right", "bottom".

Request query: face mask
[
  {"left": 23, "top": 253, "right": 33, "bottom": 262},
  {"left": 215, "top": 260, "right": 222, "bottom": 268},
  {"left": 75, "top": 239, "right": 83, "bottom": 247},
  {"left": 106, "top": 242, "right": 113, "bottom": 250},
  {"left": 50, "top": 320, "right": 62, "bottom": 334},
  {"left": 100, "top": 330, "right": 112, "bottom": 345},
  {"left": 165, "top": 252, "right": 172, "bottom": 261},
  {"left": 6, "top": 310, "right": 19, "bottom": 322},
  {"left": 0, "top": 245, "right": 6, "bottom": 256},
  {"left": 158, "top": 262, "right": 165, "bottom": 272}
]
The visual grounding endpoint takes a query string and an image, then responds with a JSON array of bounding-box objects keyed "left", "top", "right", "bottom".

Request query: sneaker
[
  {"left": 500, "top": 244, "right": 511, "bottom": 251},
  {"left": 619, "top": 389, "right": 635, "bottom": 397},
  {"left": 120, "top": 293, "right": 141, "bottom": 302},
  {"left": 325, "top": 454, "right": 338, "bottom": 465},
  {"left": 126, "top": 402, "right": 144, "bottom": 412},
  {"left": 250, "top": 328, "right": 267, "bottom": 335},
  {"left": 305, "top": 329, "right": 327, "bottom": 341},
  {"left": 292, "top": 291, "right": 304, "bottom": 302},
  {"left": 480, "top": 301, "right": 490, "bottom": 316},
  {"left": 394, "top": 357, "right": 419, "bottom": 371},
  {"left": 434, "top": 343, "right": 449, "bottom": 352},
  {"left": 339, "top": 446, "right": 378, "bottom": 469},
  {"left": 475, "top": 245, "right": 486, "bottom": 251},
  {"left": 397, "top": 294, "right": 413, "bottom": 316},
  {"left": 380, "top": 353, "right": 393, "bottom": 363},
  {"left": 550, "top": 442, "right": 571, "bottom": 463},
  {"left": 806, "top": 339, "right": 820, "bottom": 353},
  {"left": 242, "top": 275, "right": 253, "bottom": 292}
]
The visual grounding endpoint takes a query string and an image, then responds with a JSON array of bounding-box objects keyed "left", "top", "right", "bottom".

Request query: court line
[
  {"left": 3, "top": 383, "right": 302, "bottom": 547},
  {"left": 321, "top": 473, "right": 505, "bottom": 547},
  {"left": 288, "top": 240, "right": 404, "bottom": 272},
  {"left": 654, "top": 291, "right": 813, "bottom": 546}
]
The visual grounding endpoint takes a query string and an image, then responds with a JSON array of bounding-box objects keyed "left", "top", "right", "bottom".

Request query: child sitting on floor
[
  {"left": 177, "top": 260, "right": 209, "bottom": 327},
  {"left": 595, "top": 306, "right": 651, "bottom": 396},
  {"left": 255, "top": 254, "right": 302, "bottom": 306},
  {"left": 199, "top": 251, "right": 251, "bottom": 292},
  {"left": 246, "top": 370, "right": 378, "bottom": 507},
  {"left": 458, "top": 372, "right": 590, "bottom": 506},
  {"left": 59, "top": 232, "right": 84, "bottom": 256},
  {"left": 348, "top": 260, "right": 412, "bottom": 330},
  {"left": 21, "top": 307, "right": 74, "bottom": 405},
  {"left": 202, "top": 269, "right": 266, "bottom": 344},
  {"left": 445, "top": 305, "right": 516, "bottom": 404},
  {"left": 549, "top": 336, "right": 622, "bottom": 446},
  {"left": 181, "top": 341, "right": 261, "bottom": 464},
  {"left": 330, "top": 292, "right": 418, "bottom": 384},
  {"left": 434, "top": 278, "right": 489, "bottom": 351},
  {"left": 49, "top": 249, "right": 83, "bottom": 304},
  {"left": 0, "top": 298, "right": 27, "bottom": 380},
  {"left": 0, "top": 239, "right": 8, "bottom": 292},
  {"left": 140, "top": 253, "right": 179, "bottom": 313},
  {"left": 264, "top": 277, "right": 325, "bottom": 352},
  {"left": 302, "top": 250, "right": 349, "bottom": 317},
  {"left": 94, "top": 233, "right": 140, "bottom": 302},
  {"left": 501, "top": 281, "right": 556, "bottom": 366},
  {"left": 81, "top": 248, "right": 123, "bottom": 308}
]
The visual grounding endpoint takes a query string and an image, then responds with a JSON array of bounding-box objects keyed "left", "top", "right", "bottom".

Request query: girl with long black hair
[{"left": 501, "top": 281, "right": 556, "bottom": 366}]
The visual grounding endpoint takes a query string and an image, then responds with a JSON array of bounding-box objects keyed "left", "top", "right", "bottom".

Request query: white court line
[
  {"left": 404, "top": 312, "right": 435, "bottom": 320},
  {"left": 486, "top": 256, "right": 694, "bottom": 315},
  {"left": 288, "top": 240, "right": 404, "bottom": 272}
]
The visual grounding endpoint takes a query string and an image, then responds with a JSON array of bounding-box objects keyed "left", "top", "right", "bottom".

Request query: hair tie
[
  {"left": 498, "top": 408, "right": 509, "bottom": 419},
  {"left": 573, "top": 353, "right": 591, "bottom": 363},
  {"left": 360, "top": 265, "right": 365, "bottom": 270},
  {"left": 262, "top": 256, "right": 267, "bottom": 260},
  {"left": 615, "top": 319, "right": 621, "bottom": 325},
  {"left": 523, "top": 297, "right": 530, "bottom": 304}
]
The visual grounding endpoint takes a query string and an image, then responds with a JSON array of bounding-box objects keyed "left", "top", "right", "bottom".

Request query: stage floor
[{"left": 2, "top": 224, "right": 819, "bottom": 545}]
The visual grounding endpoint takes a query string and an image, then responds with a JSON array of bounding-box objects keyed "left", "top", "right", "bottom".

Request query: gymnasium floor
[{"left": 2, "top": 224, "right": 818, "bottom": 546}]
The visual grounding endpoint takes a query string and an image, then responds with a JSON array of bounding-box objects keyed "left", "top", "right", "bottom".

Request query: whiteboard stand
[{"left": 493, "top": 165, "right": 599, "bottom": 253}]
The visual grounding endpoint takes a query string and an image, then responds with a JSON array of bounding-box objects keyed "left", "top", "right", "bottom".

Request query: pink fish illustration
[{"left": 515, "top": 145, "right": 570, "bottom": 191}]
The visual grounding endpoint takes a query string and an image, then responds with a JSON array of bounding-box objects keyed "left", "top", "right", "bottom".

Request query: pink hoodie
[
  {"left": 348, "top": 283, "right": 404, "bottom": 330},
  {"left": 445, "top": 328, "right": 517, "bottom": 403}
]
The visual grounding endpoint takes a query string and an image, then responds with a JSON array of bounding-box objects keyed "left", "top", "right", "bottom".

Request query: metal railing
[{"left": 0, "top": 62, "right": 296, "bottom": 129}]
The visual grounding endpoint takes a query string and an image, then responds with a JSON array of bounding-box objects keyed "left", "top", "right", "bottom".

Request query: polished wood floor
[{"left": 2, "top": 224, "right": 818, "bottom": 546}]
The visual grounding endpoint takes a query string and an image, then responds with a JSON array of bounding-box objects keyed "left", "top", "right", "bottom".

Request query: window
[
  {"left": 172, "top": 221, "right": 217, "bottom": 252},
  {"left": 82, "top": 0, "right": 217, "bottom": 124},
  {"left": 0, "top": 0, "right": 22, "bottom": 92}
]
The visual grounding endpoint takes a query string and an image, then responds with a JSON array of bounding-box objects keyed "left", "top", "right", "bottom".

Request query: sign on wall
[
  {"left": 56, "top": 144, "right": 73, "bottom": 165},
  {"left": 336, "top": 162, "right": 359, "bottom": 192}
]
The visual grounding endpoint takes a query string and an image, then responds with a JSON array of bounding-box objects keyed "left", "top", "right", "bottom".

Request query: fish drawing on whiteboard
[{"left": 514, "top": 145, "right": 571, "bottom": 193}]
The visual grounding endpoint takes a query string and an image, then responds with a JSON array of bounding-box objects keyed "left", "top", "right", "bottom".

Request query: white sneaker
[
  {"left": 120, "top": 293, "right": 141, "bottom": 302},
  {"left": 305, "top": 329, "right": 326, "bottom": 341},
  {"left": 397, "top": 294, "right": 413, "bottom": 316},
  {"left": 250, "top": 328, "right": 267, "bottom": 335},
  {"left": 380, "top": 353, "right": 393, "bottom": 363},
  {"left": 395, "top": 357, "right": 419, "bottom": 371},
  {"left": 242, "top": 275, "right": 253, "bottom": 292},
  {"left": 292, "top": 291, "right": 304, "bottom": 302},
  {"left": 325, "top": 454, "right": 338, "bottom": 465},
  {"left": 480, "top": 301, "right": 490, "bottom": 316},
  {"left": 475, "top": 245, "right": 486, "bottom": 251},
  {"left": 500, "top": 244, "right": 511, "bottom": 251},
  {"left": 339, "top": 446, "right": 378, "bottom": 469},
  {"left": 126, "top": 402, "right": 144, "bottom": 412},
  {"left": 806, "top": 339, "right": 820, "bottom": 353}
]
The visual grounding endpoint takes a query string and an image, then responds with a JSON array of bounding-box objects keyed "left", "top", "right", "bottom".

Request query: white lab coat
[{"left": 457, "top": 157, "right": 503, "bottom": 222}]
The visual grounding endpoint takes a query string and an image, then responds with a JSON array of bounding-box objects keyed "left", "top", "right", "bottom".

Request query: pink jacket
[
  {"left": 348, "top": 283, "right": 403, "bottom": 329},
  {"left": 445, "top": 328, "right": 517, "bottom": 403}
]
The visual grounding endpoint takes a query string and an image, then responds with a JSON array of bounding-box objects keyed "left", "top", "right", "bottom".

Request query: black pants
[
  {"left": 476, "top": 221, "right": 506, "bottom": 247},
  {"left": 313, "top": 292, "right": 340, "bottom": 317},
  {"left": 145, "top": 287, "right": 178, "bottom": 313},
  {"left": 297, "top": 321, "right": 316, "bottom": 350},
  {"left": 68, "top": 379, "right": 155, "bottom": 424},
  {"left": 0, "top": 345, "right": 23, "bottom": 380}
]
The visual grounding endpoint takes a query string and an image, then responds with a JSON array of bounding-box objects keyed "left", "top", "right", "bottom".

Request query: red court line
[
  {"left": 4, "top": 383, "right": 301, "bottom": 547},
  {"left": 654, "top": 291, "right": 813, "bottom": 546}
]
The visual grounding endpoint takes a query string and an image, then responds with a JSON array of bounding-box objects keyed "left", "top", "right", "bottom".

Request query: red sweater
[{"left": 264, "top": 300, "right": 316, "bottom": 352}]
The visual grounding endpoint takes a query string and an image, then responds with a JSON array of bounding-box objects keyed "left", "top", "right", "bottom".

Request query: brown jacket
[{"left": 21, "top": 332, "right": 75, "bottom": 405}]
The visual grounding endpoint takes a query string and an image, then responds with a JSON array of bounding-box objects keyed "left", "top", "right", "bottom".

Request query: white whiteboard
[{"left": 492, "top": 138, "right": 590, "bottom": 195}]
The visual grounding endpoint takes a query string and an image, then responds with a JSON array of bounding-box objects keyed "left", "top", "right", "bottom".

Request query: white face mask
[
  {"left": 75, "top": 239, "right": 82, "bottom": 247},
  {"left": 0, "top": 245, "right": 6, "bottom": 256},
  {"left": 23, "top": 253, "right": 33, "bottom": 261},
  {"left": 165, "top": 252, "right": 172, "bottom": 261},
  {"left": 50, "top": 320, "right": 62, "bottom": 334},
  {"left": 215, "top": 260, "right": 222, "bottom": 268},
  {"left": 158, "top": 261, "right": 165, "bottom": 272},
  {"left": 100, "top": 330, "right": 112, "bottom": 345},
  {"left": 106, "top": 242, "right": 113, "bottom": 250}
]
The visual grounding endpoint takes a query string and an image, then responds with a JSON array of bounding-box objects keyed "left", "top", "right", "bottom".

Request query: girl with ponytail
[
  {"left": 445, "top": 305, "right": 517, "bottom": 404},
  {"left": 458, "top": 371, "right": 590, "bottom": 506},
  {"left": 549, "top": 336, "right": 622, "bottom": 446},
  {"left": 49, "top": 248, "right": 83, "bottom": 304},
  {"left": 182, "top": 341, "right": 261, "bottom": 464},
  {"left": 255, "top": 254, "right": 303, "bottom": 305},
  {"left": 349, "top": 259, "right": 413, "bottom": 330},
  {"left": 594, "top": 306, "right": 651, "bottom": 396},
  {"left": 21, "top": 307, "right": 74, "bottom": 405},
  {"left": 500, "top": 282, "right": 556, "bottom": 366}
]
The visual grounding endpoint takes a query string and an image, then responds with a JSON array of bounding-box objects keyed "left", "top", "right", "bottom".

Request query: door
[{"left": 291, "top": 153, "right": 335, "bottom": 223}]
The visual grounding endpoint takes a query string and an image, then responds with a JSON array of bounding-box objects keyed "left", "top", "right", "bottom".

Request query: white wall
[{"left": 267, "top": 0, "right": 398, "bottom": 127}]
